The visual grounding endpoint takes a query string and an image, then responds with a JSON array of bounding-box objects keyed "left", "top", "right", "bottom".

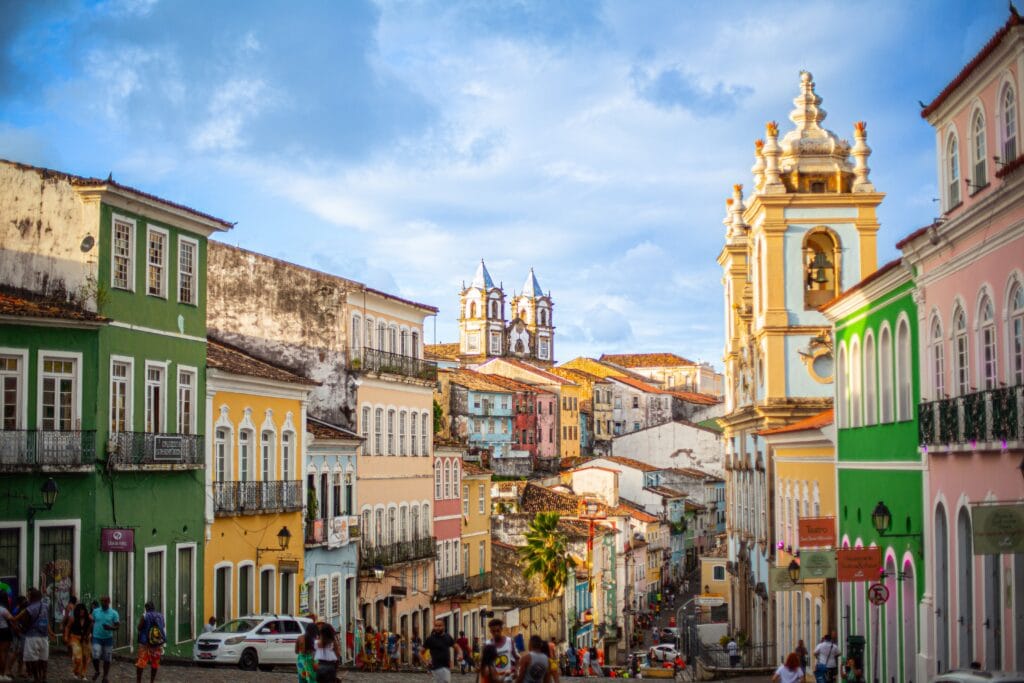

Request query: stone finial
[
  {"left": 762, "top": 122, "right": 784, "bottom": 193},
  {"left": 751, "top": 139, "right": 765, "bottom": 193},
  {"left": 790, "top": 70, "right": 827, "bottom": 134},
  {"left": 851, "top": 121, "right": 874, "bottom": 192}
]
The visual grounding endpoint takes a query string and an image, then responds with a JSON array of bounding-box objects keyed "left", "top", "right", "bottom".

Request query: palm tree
[{"left": 520, "top": 511, "right": 576, "bottom": 596}]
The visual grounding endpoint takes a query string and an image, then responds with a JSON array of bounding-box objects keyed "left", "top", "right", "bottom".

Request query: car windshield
[{"left": 216, "top": 619, "right": 259, "bottom": 633}]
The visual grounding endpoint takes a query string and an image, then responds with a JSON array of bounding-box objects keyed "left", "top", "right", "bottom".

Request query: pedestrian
[
  {"left": 423, "top": 618, "right": 459, "bottom": 683},
  {"left": 813, "top": 634, "right": 839, "bottom": 683},
  {"left": 135, "top": 601, "right": 165, "bottom": 683},
  {"left": 582, "top": 647, "right": 592, "bottom": 677},
  {"left": 411, "top": 629, "right": 422, "bottom": 667},
  {"left": 547, "top": 636, "right": 560, "bottom": 683},
  {"left": 295, "top": 622, "right": 317, "bottom": 682},
  {"left": 314, "top": 622, "right": 340, "bottom": 683},
  {"left": 773, "top": 652, "right": 804, "bottom": 683},
  {"left": 566, "top": 643, "right": 576, "bottom": 676},
  {"left": 479, "top": 644, "right": 500, "bottom": 683},
  {"left": 486, "top": 618, "right": 517, "bottom": 682},
  {"left": 515, "top": 635, "right": 551, "bottom": 683},
  {"left": 65, "top": 602, "right": 92, "bottom": 680},
  {"left": 795, "top": 639, "right": 809, "bottom": 679},
  {"left": 16, "top": 588, "right": 51, "bottom": 683},
  {"left": 0, "top": 590, "right": 13, "bottom": 681},
  {"left": 203, "top": 616, "right": 217, "bottom": 634},
  {"left": 91, "top": 595, "right": 120, "bottom": 683},
  {"left": 61, "top": 595, "right": 78, "bottom": 647},
  {"left": 387, "top": 630, "right": 400, "bottom": 671},
  {"left": 726, "top": 635, "right": 739, "bottom": 667},
  {"left": 457, "top": 631, "right": 471, "bottom": 674}
]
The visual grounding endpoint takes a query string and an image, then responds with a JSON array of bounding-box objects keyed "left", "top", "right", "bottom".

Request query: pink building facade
[
  {"left": 433, "top": 444, "right": 465, "bottom": 632},
  {"left": 535, "top": 391, "right": 558, "bottom": 459},
  {"left": 904, "top": 9, "right": 1024, "bottom": 675}
]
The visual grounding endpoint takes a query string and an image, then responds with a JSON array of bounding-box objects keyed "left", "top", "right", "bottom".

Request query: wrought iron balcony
[
  {"left": 0, "top": 430, "right": 96, "bottom": 468},
  {"left": 919, "top": 384, "right": 1022, "bottom": 448},
  {"left": 109, "top": 432, "right": 203, "bottom": 466},
  {"left": 213, "top": 480, "right": 303, "bottom": 516},
  {"left": 465, "top": 571, "right": 492, "bottom": 594},
  {"left": 348, "top": 348, "right": 437, "bottom": 382},
  {"left": 434, "top": 574, "right": 467, "bottom": 598},
  {"left": 306, "top": 520, "right": 327, "bottom": 546},
  {"left": 359, "top": 536, "right": 436, "bottom": 568}
]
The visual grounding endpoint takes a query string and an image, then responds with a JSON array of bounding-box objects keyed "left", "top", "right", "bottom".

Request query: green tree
[
  {"left": 520, "top": 512, "right": 576, "bottom": 597},
  {"left": 433, "top": 399, "right": 444, "bottom": 434}
]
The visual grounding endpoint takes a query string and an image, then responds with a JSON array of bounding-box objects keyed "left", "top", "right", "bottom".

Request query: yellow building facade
[
  {"left": 458, "top": 462, "right": 494, "bottom": 642},
  {"left": 203, "top": 340, "right": 316, "bottom": 624}
]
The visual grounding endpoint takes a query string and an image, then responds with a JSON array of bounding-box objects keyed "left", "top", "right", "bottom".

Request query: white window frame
[
  {"left": 37, "top": 351, "right": 82, "bottom": 431},
  {"left": 177, "top": 365, "right": 196, "bottom": 435},
  {"left": 863, "top": 331, "right": 877, "bottom": 426},
  {"left": 261, "top": 428, "right": 276, "bottom": 481},
  {"left": 879, "top": 324, "right": 894, "bottom": 422},
  {"left": 32, "top": 518, "right": 80, "bottom": 604},
  {"left": 977, "top": 295, "right": 997, "bottom": 390},
  {"left": 237, "top": 560, "right": 255, "bottom": 617},
  {"left": 946, "top": 131, "right": 961, "bottom": 209},
  {"left": 281, "top": 430, "right": 293, "bottom": 480},
  {"left": 478, "top": 483, "right": 485, "bottom": 514},
  {"left": 953, "top": 306, "right": 970, "bottom": 397},
  {"left": 143, "top": 545, "right": 168, "bottom": 614},
  {"left": 896, "top": 317, "right": 913, "bottom": 419},
  {"left": 239, "top": 428, "right": 254, "bottom": 482},
  {"left": 849, "top": 337, "right": 862, "bottom": 428},
  {"left": 144, "top": 361, "right": 168, "bottom": 433},
  {"left": 146, "top": 225, "right": 169, "bottom": 299},
  {"left": 111, "top": 214, "right": 137, "bottom": 292},
  {"left": 174, "top": 542, "right": 198, "bottom": 644},
  {"left": 110, "top": 355, "right": 133, "bottom": 434},
  {"left": 0, "top": 348, "right": 28, "bottom": 431},
  {"left": 1009, "top": 281, "right": 1024, "bottom": 386},
  {"left": 1003, "top": 84, "right": 1018, "bottom": 162},
  {"left": 971, "top": 108, "right": 987, "bottom": 188},
  {"left": 421, "top": 412, "right": 429, "bottom": 456},
  {"left": 929, "top": 316, "right": 945, "bottom": 400},
  {"left": 399, "top": 410, "right": 407, "bottom": 455},
  {"left": 374, "top": 407, "right": 383, "bottom": 455},
  {"left": 177, "top": 236, "right": 199, "bottom": 306}
]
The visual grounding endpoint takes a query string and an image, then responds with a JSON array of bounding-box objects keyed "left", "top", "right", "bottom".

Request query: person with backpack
[{"left": 135, "top": 602, "right": 165, "bottom": 683}]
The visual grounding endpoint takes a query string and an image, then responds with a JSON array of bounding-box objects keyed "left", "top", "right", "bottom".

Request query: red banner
[
  {"left": 837, "top": 547, "right": 881, "bottom": 582},
  {"left": 798, "top": 517, "right": 836, "bottom": 548}
]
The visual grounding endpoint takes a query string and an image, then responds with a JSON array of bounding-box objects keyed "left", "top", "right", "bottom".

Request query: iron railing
[
  {"left": 359, "top": 536, "right": 436, "bottom": 568},
  {"left": 305, "top": 521, "right": 327, "bottom": 545},
  {"left": 110, "top": 432, "right": 203, "bottom": 465},
  {"left": 466, "top": 571, "right": 492, "bottom": 593},
  {"left": 919, "top": 384, "right": 1022, "bottom": 447},
  {"left": 0, "top": 430, "right": 96, "bottom": 467},
  {"left": 349, "top": 348, "right": 437, "bottom": 382},
  {"left": 435, "top": 574, "right": 467, "bottom": 598},
  {"left": 213, "top": 480, "right": 303, "bottom": 515}
]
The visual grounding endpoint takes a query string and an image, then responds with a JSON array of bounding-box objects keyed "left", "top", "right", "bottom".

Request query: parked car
[
  {"left": 193, "top": 615, "right": 313, "bottom": 670},
  {"left": 931, "top": 672, "right": 1024, "bottom": 683},
  {"left": 649, "top": 643, "right": 680, "bottom": 662}
]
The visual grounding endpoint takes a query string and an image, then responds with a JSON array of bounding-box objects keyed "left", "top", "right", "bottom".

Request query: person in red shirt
[{"left": 457, "top": 631, "right": 471, "bottom": 673}]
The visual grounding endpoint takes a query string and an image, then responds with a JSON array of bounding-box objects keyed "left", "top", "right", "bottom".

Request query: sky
[{"left": 0, "top": 0, "right": 1008, "bottom": 368}]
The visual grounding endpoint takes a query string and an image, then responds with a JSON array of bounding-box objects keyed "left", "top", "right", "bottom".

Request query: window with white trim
[
  {"left": 849, "top": 339, "right": 862, "bottom": 428},
  {"left": 897, "top": 319, "right": 913, "bottom": 418},
  {"left": 929, "top": 318, "right": 945, "bottom": 400},
  {"left": 836, "top": 345, "right": 846, "bottom": 429},
  {"left": 41, "top": 357, "right": 76, "bottom": 431},
  {"left": 864, "top": 333, "right": 877, "bottom": 426},
  {"left": 947, "top": 133, "right": 961, "bottom": 208},
  {"left": 178, "top": 238, "right": 197, "bottom": 305},
  {"left": 972, "top": 111, "right": 987, "bottom": 188},
  {"left": 435, "top": 463, "right": 442, "bottom": 499},
  {"left": 351, "top": 315, "right": 361, "bottom": 353},
  {"left": 145, "top": 364, "right": 164, "bottom": 433},
  {"left": 281, "top": 431, "right": 292, "bottom": 479},
  {"left": 880, "top": 327, "right": 893, "bottom": 421},
  {"left": 421, "top": 412, "right": 429, "bottom": 455},
  {"left": 261, "top": 430, "right": 275, "bottom": 480},
  {"left": 239, "top": 430, "right": 253, "bottom": 482},
  {"left": 953, "top": 307, "right": 969, "bottom": 396},
  {"left": 979, "top": 295, "right": 997, "bottom": 390},
  {"left": 110, "top": 360, "right": 131, "bottom": 433},
  {"left": 112, "top": 217, "right": 135, "bottom": 291},
  {"left": 478, "top": 483, "right": 485, "bottom": 514},
  {"left": 489, "top": 331, "right": 502, "bottom": 354},
  {"left": 177, "top": 368, "right": 195, "bottom": 434},
  {"left": 374, "top": 408, "right": 383, "bottom": 455},
  {"left": 0, "top": 355, "right": 22, "bottom": 430},
  {"left": 399, "top": 410, "right": 407, "bottom": 455},
  {"left": 1004, "top": 86, "right": 1018, "bottom": 161},
  {"left": 538, "top": 337, "right": 549, "bottom": 360},
  {"left": 1011, "top": 283, "right": 1024, "bottom": 385},
  {"left": 147, "top": 227, "right": 167, "bottom": 297},
  {"left": 462, "top": 484, "right": 469, "bottom": 516},
  {"left": 214, "top": 428, "right": 228, "bottom": 482},
  {"left": 387, "top": 409, "right": 395, "bottom": 455},
  {"left": 421, "top": 504, "right": 430, "bottom": 537},
  {"left": 410, "top": 413, "right": 418, "bottom": 456},
  {"left": 444, "top": 460, "right": 451, "bottom": 498},
  {"left": 360, "top": 406, "right": 370, "bottom": 453}
]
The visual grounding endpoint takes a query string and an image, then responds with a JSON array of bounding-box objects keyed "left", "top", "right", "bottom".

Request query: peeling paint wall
[{"left": 0, "top": 163, "right": 99, "bottom": 304}]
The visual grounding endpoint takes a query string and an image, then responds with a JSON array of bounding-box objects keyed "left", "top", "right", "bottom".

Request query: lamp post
[
  {"left": 27, "top": 477, "right": 59, "bottom": 526},
  {"left": 870, "top": 501, "right": 923, "bottom": 540},
  {"left": 256, "top": 526, "right": 292, "bottom": 565}
]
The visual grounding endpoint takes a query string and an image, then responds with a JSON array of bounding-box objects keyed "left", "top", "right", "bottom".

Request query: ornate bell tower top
[{"left": 459, "top": 259, "right": 506, "bottom": 360}]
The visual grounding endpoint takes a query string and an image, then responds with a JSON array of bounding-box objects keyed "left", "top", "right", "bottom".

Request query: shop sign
[
  {"left": 800, "top": 550, "right": 836, "bottom": 579},
  {"left": 972, "top": 503, "right": 1024, "bottom": 555},
  {"left": 837, "top": 547, "right": 881, "bottom": 582},
  {"left": 798, "top": 517, "right": 836, "bottom": 548},
  {"left": 100, "top": 528, "right": 134, "bottom": 552},
  {"left": 769, "top": 566, "right": 799, "bottom": 592}
]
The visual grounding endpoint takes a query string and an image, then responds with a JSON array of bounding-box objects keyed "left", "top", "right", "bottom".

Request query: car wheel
[{"left": 239, "top": 648, "right": 259, "bottom": 671}]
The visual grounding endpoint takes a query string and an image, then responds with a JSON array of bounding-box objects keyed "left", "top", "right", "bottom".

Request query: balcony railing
[
  {"left": 0, "top": 430, "right": 96, "bottom": 468},
  {"left": 435, "top": 574, "right": 467, "bottom": 598},
  {"left": 359, "top": 536, "right": 436, "bottom": 568},
  {"left": 349, "top": 348, "right": 437, "bottom": 382},
  {"left": 109, "top": 432, "right": 203, "bottom": 465},
  {"left": 213, "top": 480, "right": 303, "bottom": 516},
  {"left": 466, "top": 571, "right": 492, "bottom": 594},
  {"left": 919, "top": 385, "right": 1022, "bottom": 448},
  {"left": 306, "top": 520, "right": 327, "bottom": 545}
]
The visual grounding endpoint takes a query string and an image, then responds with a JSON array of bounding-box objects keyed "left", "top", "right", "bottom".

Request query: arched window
[
  {"left": 399, "top": 410, "right": 407, "bottom": 455},
  {"left": 539, "top": 308, "right": 547, "bottom": 326},
  {"left": 1003, "top": 85, "right": 1018, "bottom": 161},
  {"left": 281, "top": 431, "right": 292, "bottom": 479},
  {"left": 879, "top": 326, "right": 894, "bottom": 422},
  {"left": 896, "top": 319, "right": 912, "bottom": 419},
  {"left": 849, "top": 338, "right": 862, "bottom": 428},
  {"left": 214, "top": 427, "right": 229, "bottom": 482},
  {"left": 864, "top": 332, "right": 877, "bottom": 426},
  {"left": 947, "top": 133, "right": 961, "bottom": 207},
  {"left": 411, "top": 505, "right": 420, "bottom": 540},
  {"left": 261, "top": 430, "right": 275, "bottom": 480},
  {"left": 836, "top": 344, "right": 847, "bottom": 429},
  {"left": 434, "top": 462, "right": 442, "bottom": 499},
  {"left": 374, "top": 408, "right": 383, "bottom": 455},
  {"left": 422, "top": 503, "right": 431, "bottom": 537},
  {"left": 400, "top": 329, "right": 408, "bottom": 356},
  {"left": 803, "top": 231, "right": 838, "bottom": 309},
  {"left": 399, "top": 505, "right": 408, "bottom": 542},
  {"left": 410, "top": 413, "right": 418, "bottom": 456},
  {"left": 953, "top": 307, "right": 970, "bottom": 396},
  {"left": 1010, "top": 282, "right": 1024, "bottom": 385},
  {"left": 490, "top": 300, "right": 499, "bottom": 318},
  {"left": 239, "top": 430, "right": 253, "bottom": 482},
  {"left": 445, "top": 460, "right": 454, "bottom": 498},
  {"left": 364, "top": 316, "right": 374, "bottom": 350},
  {"left": 377, "top": 321, "right": 387, "bottom": 352},
  {"left": 411, "top": 331, "right": 420, "bottom": 358},
  {"left": 978, "top": 295, "right": 997, "bottom": 389},
  {"left": 361, "top": 509, "right": 372, "bottom": 546},
  {"left": 386, "top": 409, "right": 395, "bottom": 455},
  {"left": 469, "top": 301, "right": 477, "bottom": 318},
  {"left": 929, "top": 317, "right": 945, "bottom": 400},
  {"left": 972, "top": 110, "right": 987, "bottom": 187},
  {"left": 389, "top": 325, "right": 397, "bottom": 354},
  {"left": 351, "top": 315, "right": 362, "bottom": 353},
  {"left": 421, "top": 412, "right": 430, "bottom": 456},
  {"left": 387, "top": 507, "right": 396, "bottom": 545}
]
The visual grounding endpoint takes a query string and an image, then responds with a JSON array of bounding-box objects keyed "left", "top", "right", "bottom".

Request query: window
[
  {"left": 260, "top": 568, "right": 274, "bottom": 614},
  {"left": 979, "top": 296, "right": 997, "bottom": 390},
  {"left": 478, "top": 484, "right": 485, "bottom": 514},
  {"left": 261, "top": 430, "right": 274, "bottom": 480},
  {"left": 364, "top": 317, "right": 374, "bottom": 350},
  {"left": 239, "top": 430, "right": 252, "bottom": 482},
  {"left": 929, "top": 318, "right": 945, "bottom": 399},
  {"left": 387, "top": 409, "right": 395, "bottom": 455},
  {"left": 400, "top": 330, "right": 408, "bottom": 356},
  {"left": 410, "top": 412, "right": 418, "bottom": 456},
  {"left": 178, "top": 237, "right": 197, "bottom": 304},
  {"left": 897, "top": 319, "right": 913, "bottom": 418},
  {"left": 281, "top": 432, "right": 292, "bottom": 480},
  {"left": 377, "top": 322, "right": 387, "bottom": 352},
  {"left": 360, "top": 406, "right": 370, "bottom": 453},
  {"left": 110, "top": 359, "right": 131, "bottom": 433},
  {"left": 145, "top": 364, "right": 164, "bottom": 433},
  {"left": 421, "top": 412, "right": 429, "bottom": 455},
  {"left": 344, "top": 472, "right": 353, "bottom": 514},
  {"left": 947, "top": 134, "right": 961, "bottom": 208},
  {"left": 864, "top": 333, "right": 877, "bottom": 426},
  {"left": 453, "top": 461, "right": 460, "bottom": 495},
  {"left": 389, "top": 326, "right": 397, "bottom": 354},
  {"left": 361, "top": 509, "right": 372, "bottom": 544},
  {"left": 41, "top": 356, "right": 76, "bottom": 431},
  {"left": 399, "top": 410, "right": 407, "bottom": 455},
  {"left": 387, "top": 507, "right": 396, "bottom": 545},
  {"left": 330, "top": 575, "right": 341, "bottom": 619},
  {"left": 109, "top": 219, "right": 138, "bottom": 297},
  {"left": 177, "top": 369, "right": 195, "bottom": 434},
  {"left": 0, "top": 355, "right": 22, "bottom": 430},
  {"left": 849, "top": 339, "right": 862, "bottom": 428},
  {"left": 972, "top": 111, "right": 987, "bottom": 188},
  {"left": 147, "top": 549, "right": 165, "bottom": 613},
  {"left": 836, "top": 345, "right": 847, "bottom": 428},
  {"left": 444, "top": 460, "right": 452, "bottom": 498},
  {"left": 538, "top": 337, "right": 549, "bottom": 360},
  {"left": 374, "top": 509, "right": 383, "bottom": 545},
  {"left": 411, "top": 331, "right": 420, "bottom": 358},
  {"left": 146, "top": 227, "right": 167, "bottom": 297},
  {"left": 489, "top": 331, "right": 502, "bottom": 354},
  {"left": 463, "top": 484, "right": 470, "bottom": 516},
  {"left": 421, "top": 504, "right": 430, "bottom": 537},
  {"left": 351, "top": 315, "right": 362, "bottom": 353},
  {"left": 411, "top": 506, "right": 420, "bottom": 540},
  {"left": 214, "top": 428, "right": 229, "bottom": 482},
  {"left": 953, "top": 307, "right": 969, "bottom": 396},
  {"left": 1011, "top": 283, "right": 1024, "bottom": 385},
  {"left": 435, "top": 463, "right": 442, "bottom": 499},
  {"left": 632, "top": 396, "right": 639, "bottom": 409},
  {"left": 374, "top": 408, "right": 383, "bottom": 455},
  {"left": 490, "top": 300, "right": 499, "bottom": 318},
  {"left": 1004, "top": 86, "right": 1018, "bottom": 161},
  {"left": 879, "top": 326, "right": 893, "bottom": 421}
]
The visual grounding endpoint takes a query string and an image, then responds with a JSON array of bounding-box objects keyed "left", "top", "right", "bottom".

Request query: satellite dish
[{"left": 80, "top": 235, "right": 95, "bottom": 252}]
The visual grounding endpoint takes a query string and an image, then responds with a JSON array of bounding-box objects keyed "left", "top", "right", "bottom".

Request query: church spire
[
  {"left": 471, "top": 259, "right": 495, "bottom": 290},
  {"left": 521, "top": 268, "right": 543, "bottom": 298}
]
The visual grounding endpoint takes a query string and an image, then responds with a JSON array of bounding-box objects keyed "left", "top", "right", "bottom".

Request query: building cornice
[
  {"left": 74, "top": 186, "right": 229, "bottom": 237},
  {"left": 822, "top": 266, "right": 912, "bottom": 323},
  {"left": 208, "top": 368, "right": 315, "bottom": 402}
]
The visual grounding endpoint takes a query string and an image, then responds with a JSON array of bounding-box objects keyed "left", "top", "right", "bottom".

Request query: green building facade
[
  {"left": 823, "top": 259, "right": 924, "bottom": 683},
  {"left": 0, "top": 161, "right": 231, "bottom": 656}
]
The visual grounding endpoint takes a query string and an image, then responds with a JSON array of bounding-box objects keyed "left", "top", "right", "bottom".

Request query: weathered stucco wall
[{"left": 0, "top": 162, "right": 99, "bottom": 304}]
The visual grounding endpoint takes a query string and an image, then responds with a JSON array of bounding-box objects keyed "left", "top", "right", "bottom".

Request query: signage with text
[
  {"left": 100, "top": 528, "right": 134, "bottom": 552},
  {"left": 798, "top": 517, "right": 836, "bottom": 548},
  {"left": 769, "top": 566, "right": 799, "bottom": 592},
  {"left": 837, "top": 547, "right": 881, "bottom": 582},
  {"left": 153, "top": 435, "right": 184, "bottom": 462},
  {"left": 800, "top": 550, "right": 837, "bottom": 579},
  {"left": 972, "top": 503, "right": 1024, "bottom": 555}
]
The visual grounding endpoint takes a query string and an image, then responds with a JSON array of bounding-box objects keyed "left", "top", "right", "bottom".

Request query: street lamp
[
  {"left": 870, "top": 501, "right": 922, "bottom": 541},
  {"left": 27, "top": 477, "right": 59, "bottom": 526},
  {"left": 788, "top": 560, "right": 801, "bottom": 584},
  {"left": 256, "top": 526, "right": 292, "bottom": 564}
]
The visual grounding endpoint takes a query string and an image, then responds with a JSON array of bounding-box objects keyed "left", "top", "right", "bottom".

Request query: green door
[{"left": 177, "top": 547, "right": 193, "bottom": 642}]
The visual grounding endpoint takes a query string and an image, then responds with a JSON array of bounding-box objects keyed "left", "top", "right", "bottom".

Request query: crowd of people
[
  {"left": 0, "top": 587, "right": 165, "bottom": 683},
  {"left": 771, "top": 633, "right": 863, "bottom": 683}
]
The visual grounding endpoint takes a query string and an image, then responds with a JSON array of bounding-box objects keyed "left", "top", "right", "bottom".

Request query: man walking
[
  {"left": 91, "top": 596, "right": 120, "bottom": 683},
  {"left": 726, "top": 635, "right": 739, "bottom": 667},
  {"left": 486, "top": 618, "right": 517, "bottom": 682},
  {"left": 423, "top": 618, "right": 461, "bottom": 683},
  {"left": 16, "top": 589, "right": 51, "bottom": 683},
  {"left": 813, "top": 634, "right": 839, "bottom": 683},
  {"left": 456, "top": 631, "right": 471, "bottom": 673},
  {"left": 135, "top": 602, "right": 165, "bottom": 683}
]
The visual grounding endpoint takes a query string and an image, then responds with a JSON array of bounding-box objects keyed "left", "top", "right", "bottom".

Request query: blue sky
[{"left": 0, "top": 0, "right": 1006, "bottom": 367}]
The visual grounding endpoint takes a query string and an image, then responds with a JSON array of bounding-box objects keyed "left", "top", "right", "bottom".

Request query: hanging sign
[
  {"left": 971, "top": 503, "right": 1024, "bottom": 555},
  {"left": 800, "top": 550, "right": 836, "bottom": 579},
  {"left": 768, "top": 566, "right": 799, "bottom": 592},
  {"left": 837, "top": 547, "right": 881, "bottom": 582},
  {"left": 798, "top": 517, "right": 836, "bottom": 548},
  {"left": 100, "top": 528, "right": 135, "bottom": 552}
]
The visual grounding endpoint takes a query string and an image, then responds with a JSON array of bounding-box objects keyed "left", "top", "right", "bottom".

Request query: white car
[
  {"left": 931, "top": 672, "right": 1024, "bottom": 683},
  {"left": 193, "top": 615, "right": 313, "bottom": 670},
  {"left": 649, "top": 643, "right": 680, "bottom": 662}
]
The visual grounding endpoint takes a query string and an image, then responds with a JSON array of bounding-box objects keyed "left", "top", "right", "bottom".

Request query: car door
[
  {"left": 277, "top": 619, "right": 303, "bottom": 664},
  {"left": 255, "top": 620, "right": 287, "bottom": 663}
]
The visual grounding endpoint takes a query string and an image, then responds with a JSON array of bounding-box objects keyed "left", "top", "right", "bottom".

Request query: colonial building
[
  {"left": 599, "top": 353, "right": 724, "bottom": 398},
  {"left": 459, "top": 461, "right": 494, "bottom": 643},
  {"left": 716, "top": 72, "right": 883, "bottom": 654}
]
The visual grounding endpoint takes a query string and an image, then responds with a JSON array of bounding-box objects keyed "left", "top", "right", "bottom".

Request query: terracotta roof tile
[
  {"left": 820, "top": 257, "right": 904, "bottom": 310},
  {"left": 600, "top": 353, "right": 696, "bottom": 368},
  {"left": 759, "top": 409, "right": 834, "bottom": 435},
  {"left": 644, "top": 485, "right": 685, "bottom": 499},
  {"left": 548, "top": 366, "right": 610, "bottom": 384},
  {"left": 667, "top": 467, "right": 723, "bottom": 483},
  {"left": 667, "top": 390, "right": 720, "bottom": 405},
  {"left": 0, "top": 287, "right": 108, "bottom": 324},
  {"left": 447, "top": 368, "right": 515, "bottom": 394},
  {"left": 614, "top": 499, "right": 660, "bottom": 523},
  {"left": 482, "top": 374, "right": 552, "bottom": 394},
  {"left": 307, "top": 417, "right": 360, "bottom": 440},
  {"left": 607, "top": 374, "right": 672, "bottom": 395},
  {"left": 480, "top": 358, "right": 576, "bottom": 385},
  {"left": 520, "top": 482, "right": 579, "bottom": 514},
  {"left": 462, "top": 462, "right": 490, "bottom": 476},
  {"left": 594, "top": 456, "right": 661, "bottom": 473},
  {"left": 207, "top": 338, "right": 319, "bottom": 386},
  {"left": 425, "top": 343, "right": 461, "bottom": 361}
]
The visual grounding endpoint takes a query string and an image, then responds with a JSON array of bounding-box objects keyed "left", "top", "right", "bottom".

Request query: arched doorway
[
  {"left": 902, "top": 557, "right": 917, "bottom": 683},
  {"left": 935, "top": 504, "right": 949, "bottom": 672},
  {"left": 956, "top": 508, "right": 974, "bottom": 667},
  {"left": 884, "top": 554, "right": 898, "bottom": 683},
  {"left": 984, "top": 553, "right": 1002, "bottom": 669}
]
